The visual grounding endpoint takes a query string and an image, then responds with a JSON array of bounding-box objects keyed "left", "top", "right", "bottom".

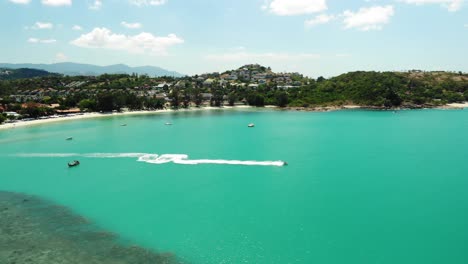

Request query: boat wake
[{"left": 14, "top": 153, "right": 287, "bottom": 167}]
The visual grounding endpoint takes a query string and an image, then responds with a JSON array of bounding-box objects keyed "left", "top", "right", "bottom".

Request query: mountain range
[{"left": 0, "top": 63, "right": 184, "bottom": 77}]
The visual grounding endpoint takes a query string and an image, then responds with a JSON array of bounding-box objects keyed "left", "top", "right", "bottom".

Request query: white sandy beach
[
  {"left": 0, "top": 105, "right": 254, "bottom": 131},
  {"left": 445, "top": 102, "right": 468, "bottom": 108},
  {"left": 1, "top": 103, "right": 466, "bottom": 131}
]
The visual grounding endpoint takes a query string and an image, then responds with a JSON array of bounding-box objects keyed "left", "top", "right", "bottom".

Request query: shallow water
[
  {"left": 1, "top": 109, "right": 468, "bottom": 263},
  {"left": 0, "top": 191, "right": 179, "bottom": 264}
]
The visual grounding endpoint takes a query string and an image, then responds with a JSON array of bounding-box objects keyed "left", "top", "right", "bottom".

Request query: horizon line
[{"left": 1, "top": 61, "right": 467, "bottom": 78}]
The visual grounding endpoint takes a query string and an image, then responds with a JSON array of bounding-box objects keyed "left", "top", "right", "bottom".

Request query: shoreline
[
  {"left": 1, "top": 102, "right": 467, "bottom": 131},
  {"left": 0, "top": 105, "right": 253, "bottom": 131},
  {"left": 284, "top": 102, "right": 468, "bottom": 112}
]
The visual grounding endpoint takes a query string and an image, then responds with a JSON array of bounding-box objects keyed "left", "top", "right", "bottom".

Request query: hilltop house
[
  {"left": 226, "top": 73, "right": 238, "bottom": 80},
  {"left": 156, "top": 83, "right": 167, "bottom": 89},
  {"left": 203, "top": 79, "right": 215, "bottom": 87}
]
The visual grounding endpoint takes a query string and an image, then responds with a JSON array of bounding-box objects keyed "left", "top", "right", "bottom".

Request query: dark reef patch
[{"left": 0, "top": 191, "right": 182, "bottom": 264}]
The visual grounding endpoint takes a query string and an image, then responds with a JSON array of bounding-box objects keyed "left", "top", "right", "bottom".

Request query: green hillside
[{"left": 0, "top": 68, "right": 60, "bottom": 80}]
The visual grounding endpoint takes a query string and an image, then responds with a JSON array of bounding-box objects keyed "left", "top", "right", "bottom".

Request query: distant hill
[
  {"left": 0, "top": 62, "right": 184, "bottom": 77},
  {"left": 0, "top": 68, "right": 59, "bottom": 80}
]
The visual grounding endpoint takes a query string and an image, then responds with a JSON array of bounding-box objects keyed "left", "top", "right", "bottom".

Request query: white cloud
[
  {"left": 72, "top": 25, "right": 83, "bottom": 31},
  {"left": 89, "top": 0, "right": 102, "bottom": 10},
  {"left": 8, "top": 0, "right": 31, "bottom": 4},
  {"left": 399, "top": 0, "right": 464, "bottom": 12},
  {"left": 33, "top": 22, "right": 54, "bottom": 30},
  {"left": 206, "top": 51, "right": 321, "bottom": 62},
  {"left": 41, "top": 0, "right": 72, "bottom": 6},
  {"left": 343, "top": 5, "right": 395, "bottom": 31},
  {"left": 55, "top": 52, "right": 68, "bottom": 62},
  {"left": 121, "top": 21, "right": 142, "bottom": 29},
  {"left": 129, "top": 0, "right": 167, "bottom": 6},
  {"left": 335, "top": 53, "right": 352, "bottom": 57},
  {"left": 70, "top": 27, "right": 183, "bottom": 56},
  {"left": 28, "top": 38, "right": 57, "bottom": 44},
  {"left": 305, "top": 14, "right": 335, "bottom": 27},
  {"left": 263, "top": 0, "right": 327, "bottom": 16}
]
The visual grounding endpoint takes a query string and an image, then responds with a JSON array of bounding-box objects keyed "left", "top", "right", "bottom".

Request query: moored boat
[
  {"left": 66, "top": 137, "right": 73, "bottom": 140},
  {"left": 68, "top": 160, "right": 80, "bottom": 167},
  {"left": 248, "top": 123, "right": 255, "bottom": 128}
]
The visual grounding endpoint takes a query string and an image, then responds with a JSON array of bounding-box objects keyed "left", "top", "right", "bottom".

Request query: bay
[{"left": 1, "top": 108, "right": 468, "bottom": 264}]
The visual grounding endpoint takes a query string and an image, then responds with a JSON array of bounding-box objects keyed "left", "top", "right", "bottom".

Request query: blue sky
[{"left": 0, "top": 0, "right": 467, "bottom": 77}]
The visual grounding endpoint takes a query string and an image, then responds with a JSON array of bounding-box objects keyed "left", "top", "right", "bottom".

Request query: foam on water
[
  {"left": 83, "top": 153, "right": 148, "bottom": 158},
  {"left": 137, "top": 154, "right": 286, "bottom": 166},
  {"left": 16, "top": 153, "right": 80, "bottom": 157},
  {"left": 13, "top": 153, "right": 287, "bottom": 167}
]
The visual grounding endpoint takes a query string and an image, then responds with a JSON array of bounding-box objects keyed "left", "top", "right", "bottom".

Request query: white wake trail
[
  {"left": 137, "top": 154, "right": 285, "bottom": 167},
  {"left": 16, "top": 153, "right": 80, "bottom": 157},
  {"left": 13, "top": 153, "right": 287, "bottom": 167},
  {"left": 84, "top": 153, "right": 148, "bottom": 158}
]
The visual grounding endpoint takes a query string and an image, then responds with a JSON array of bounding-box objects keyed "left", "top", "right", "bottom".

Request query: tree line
[{"left": 1, "top": 70, "right": 468, "bottom": 120}]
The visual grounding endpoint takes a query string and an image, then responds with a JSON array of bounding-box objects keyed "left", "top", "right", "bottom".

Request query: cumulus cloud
[
  {"left": 121, "top": 21, "right": 142, "bottom": 29},
  {"left": 8, "top": 0, "right": 31, "bottom": 4},
  {"left": 33, "top": 22, "right": 54, "bottom": 30},
  {"left": 55, "top": 52, "right": 68, "bottom": 62},
  {"left": 89, "top": 0, "right": 102, "bottom": 10},
  {"left": 343, "top": 5, "right": 395, "bottom": 31},
  {"left": 263, "top": 0, "right": 327, "bottom": 15},
  {"left": 305, "top": 14, "right": 335, "bottom": 27},
  {"left": 129, "top": 0, "right": 167, "bottom": 6},
  {"left": 72, "top": 25, "right": 83, "bottom": 31},
  {"left": 41, "top": 0, "right": 72, "bottom": 6},
  {"left": 70, "top": 27, "right": 183, "bottom": 56},
  {"left": 399, "top": 0, "right": 464, "bottom": 12},
  {"left": 28, "top": 38, "right": 57, "bottom": 44}
]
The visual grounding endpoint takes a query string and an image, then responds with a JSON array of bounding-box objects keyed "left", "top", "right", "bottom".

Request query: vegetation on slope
[
  {"left": 0, "top": 68, "right": 60, "bottom": 81},
  {"left": 0, "top": 66, "right": 467, "bottom": 118}
]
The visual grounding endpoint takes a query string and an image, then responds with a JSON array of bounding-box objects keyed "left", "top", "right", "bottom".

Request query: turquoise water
[{"left": 1, "top": 109, "right": 468, "bottom": 264}]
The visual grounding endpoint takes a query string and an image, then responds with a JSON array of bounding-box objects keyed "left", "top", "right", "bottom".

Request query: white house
[{"left": 5, "top": 111, "right": 20, "bottom": 117}]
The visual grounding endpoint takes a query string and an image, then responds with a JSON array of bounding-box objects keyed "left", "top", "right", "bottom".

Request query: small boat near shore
[
  {"left": 66, "top": 137, "right": 73, "bottom": 140},
  {"left": 68, "top": 160, "right": 80, "bottom": 167},
  {"left": 248, "top": 123, "right": 255, "bottom": 128},
  {"left": 165, "top": 122, "right": 173, "bottom": 126},
  {"left": 121, "top": 124, "right": 127, "bottom": 127}
]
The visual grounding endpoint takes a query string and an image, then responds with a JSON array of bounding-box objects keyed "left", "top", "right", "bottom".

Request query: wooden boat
[{"left": 68, "top": 160, "right": 80, "bottom": 167}]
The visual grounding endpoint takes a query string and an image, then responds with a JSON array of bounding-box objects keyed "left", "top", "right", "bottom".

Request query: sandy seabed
[{"left": 0, "top": 191, "right": 182, "bottom": 264}]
